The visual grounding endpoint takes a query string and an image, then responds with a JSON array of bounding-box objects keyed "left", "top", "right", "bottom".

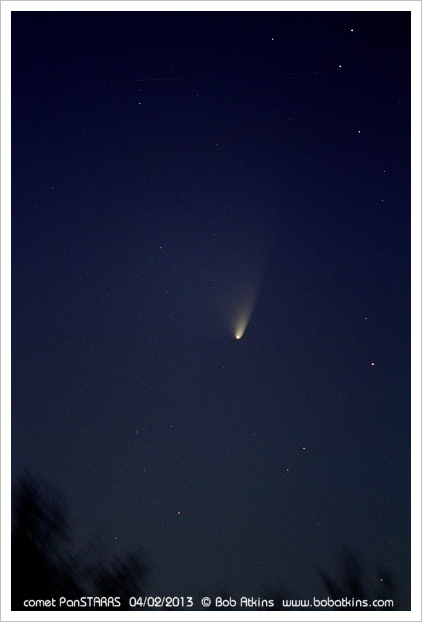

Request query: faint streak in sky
[
  {"left": 135, "top": 77, "right": 182, "bottom": 82},
  {"left": 282, "top": 69, "right": 336, "bottom": 76},
  {"left": 283, "top": 66, "right": 342, "bottom": 76}
]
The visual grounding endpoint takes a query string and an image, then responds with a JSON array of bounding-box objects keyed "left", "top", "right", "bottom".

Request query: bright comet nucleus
[
  {"left": 233, "top": 304, "right": 255, "bottom": 340},
  {"left": 229, "top": 264, "right": 263, "bottom": 340},
  {"left": 211, "top": 218, "right": 265, "bottom": 341}
]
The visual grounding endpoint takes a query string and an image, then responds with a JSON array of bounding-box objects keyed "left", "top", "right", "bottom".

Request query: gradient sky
[{"left": 10, "top": 5, "right": 413, "bottom": 612}]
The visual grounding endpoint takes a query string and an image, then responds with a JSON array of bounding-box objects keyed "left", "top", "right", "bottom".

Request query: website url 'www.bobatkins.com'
[{"left": 283, "top": 597, "right": 394, "bottom": 609}]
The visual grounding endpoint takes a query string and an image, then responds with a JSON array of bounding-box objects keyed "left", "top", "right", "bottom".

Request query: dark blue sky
[{"left": 11, "top": 8, "right": 411, "bottom": 609}]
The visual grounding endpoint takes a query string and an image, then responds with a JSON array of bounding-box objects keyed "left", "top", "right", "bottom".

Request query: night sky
[{"left": 11, "top": 6, "right": 412, "bottom": 611}]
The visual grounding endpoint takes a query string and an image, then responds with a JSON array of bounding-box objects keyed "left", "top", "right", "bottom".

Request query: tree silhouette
[
  {"left": 12, "top": 473, "right": 81, "bottom": 609},
  {"left": 81, "top": 542, "right": 150, "bottom": 606},
  {"left": 11, "top": 473, "right": 149, "bottom": 610},
  {"left": 318, "top": 547, "right": 398, "bottom": 610},
  {"left": 12, "top": 474, "right": 402, "bottom": 610}
]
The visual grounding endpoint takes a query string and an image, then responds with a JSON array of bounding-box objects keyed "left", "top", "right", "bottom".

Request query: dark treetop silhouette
[{"left": 12, "top": 474, "right": 399, "bottom": 611}]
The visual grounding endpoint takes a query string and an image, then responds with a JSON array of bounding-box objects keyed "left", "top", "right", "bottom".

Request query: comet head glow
[
  {"left": 231, "top": 282, "right": 259, "bottom": 339},
  {"left": 234, "top": 312, "right": 251, "bottom": 339},
  {"left": 207, "top": 218, "right": 266, "bottom": 340}
]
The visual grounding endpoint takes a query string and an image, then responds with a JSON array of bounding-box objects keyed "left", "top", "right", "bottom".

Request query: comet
[
  {"left": 231, "top": 275, "right": 260, "bottom": 340},
  {"left": 234, "top": 307, "right": 253, "bottom": 340},
  {"left": 204, "top": 216, "right": 266, "bottom": 340},
  {"left": 227, "top": 250, "right": 263, "bottom": 340}
]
